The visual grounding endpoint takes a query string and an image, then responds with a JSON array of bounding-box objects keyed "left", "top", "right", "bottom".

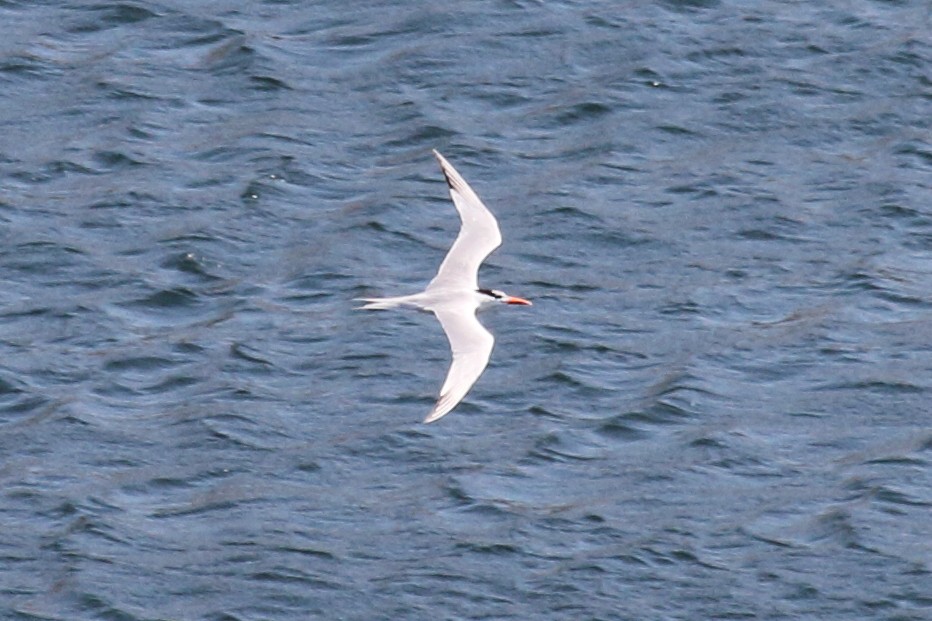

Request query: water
[{"left": 1, "top": 1, "right": 930, "bottom": 619}]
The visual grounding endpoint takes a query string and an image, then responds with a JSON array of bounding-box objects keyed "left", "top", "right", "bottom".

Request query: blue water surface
[{"left": 1, "top": 1, "right": 930, "bottom": 619}]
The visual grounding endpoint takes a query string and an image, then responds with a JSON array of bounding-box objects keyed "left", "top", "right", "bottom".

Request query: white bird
[{"left": 358, "top": 150, "right": 532, "bottom": 423}]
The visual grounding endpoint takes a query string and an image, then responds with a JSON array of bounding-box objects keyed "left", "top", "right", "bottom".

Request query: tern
[{"left": 358, "top": 150, "right": 532, "bottom": 423}]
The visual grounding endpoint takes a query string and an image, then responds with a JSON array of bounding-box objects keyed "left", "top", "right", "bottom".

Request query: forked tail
[{"left": 355, "top": 295, "right": 417, "bottom": 310}]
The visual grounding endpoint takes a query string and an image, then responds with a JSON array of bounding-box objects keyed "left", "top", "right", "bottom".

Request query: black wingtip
[{"left": 433, "top": 150, "right": 464, "bottom": 194}]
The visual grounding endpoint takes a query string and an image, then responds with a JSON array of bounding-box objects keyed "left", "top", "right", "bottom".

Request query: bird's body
[{"left": 358, "top": 150, "right": 531, "bottom": 423}]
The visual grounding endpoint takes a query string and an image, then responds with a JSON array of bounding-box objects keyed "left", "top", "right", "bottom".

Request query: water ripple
[{"left": 1, "top": 1, "right": 930, "bottom": 619}]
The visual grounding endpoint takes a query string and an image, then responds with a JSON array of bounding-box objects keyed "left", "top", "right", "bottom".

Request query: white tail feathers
[{"left": 355, "top": 295, "right": 417, "bottom": 310}]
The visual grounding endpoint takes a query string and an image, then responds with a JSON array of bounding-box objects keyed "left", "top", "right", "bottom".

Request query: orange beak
[{"left": 504, "top": 296, "right": 532, "bottom": 306}]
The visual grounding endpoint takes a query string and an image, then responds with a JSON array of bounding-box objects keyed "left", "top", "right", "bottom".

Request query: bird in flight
[{"left": 358, "top": 150, "right": 532, "bottom": 423}]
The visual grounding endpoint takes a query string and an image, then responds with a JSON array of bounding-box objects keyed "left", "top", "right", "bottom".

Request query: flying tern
[{"left": 358, "top": 150, "right": 532, "bottom": 423}]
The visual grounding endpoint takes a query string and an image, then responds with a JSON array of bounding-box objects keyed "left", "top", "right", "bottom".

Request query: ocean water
[{"left": 1, "top": 1, "right": 930, "bottom": 619}]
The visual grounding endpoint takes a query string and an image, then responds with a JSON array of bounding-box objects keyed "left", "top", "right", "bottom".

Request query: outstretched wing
[
  {"left": 424, "top": 304, "right": 495, "bottom": 423},
  {"left": 427, "top": 150, "right": 503, "bottom": 291}
]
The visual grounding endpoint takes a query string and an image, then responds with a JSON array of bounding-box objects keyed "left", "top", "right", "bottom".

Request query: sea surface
[{"left": 1, "top": 1, "right": 930, "bottom": 619}]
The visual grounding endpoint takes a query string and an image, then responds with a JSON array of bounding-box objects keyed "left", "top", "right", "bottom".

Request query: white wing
[
  {"left": 427, "top": 150, "right": 503, "bottom": 291},
  {"left": 424, "top": 304, "right": 495, "bottom": 423}
]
